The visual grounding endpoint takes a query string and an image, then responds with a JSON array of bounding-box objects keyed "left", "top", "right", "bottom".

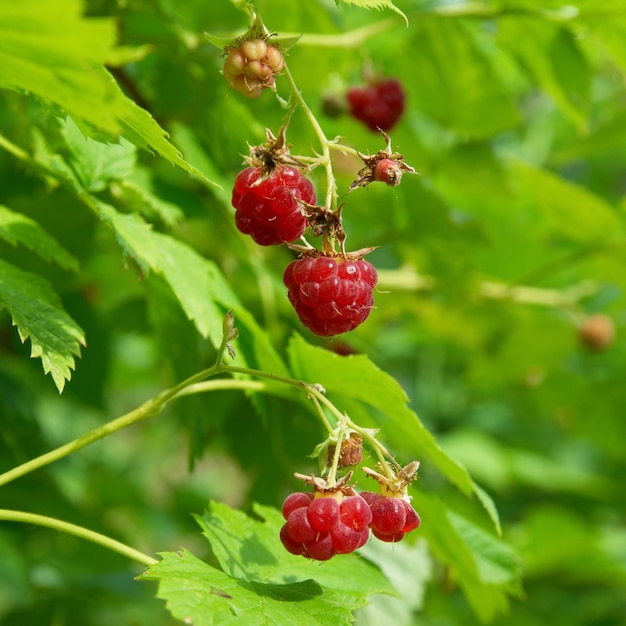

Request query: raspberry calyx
[
  {"left": 349, "top": 130, "right": 417, "bottom": 192},
  {"left": 283, "top": 252, "right": 378, "bottom": 337}
]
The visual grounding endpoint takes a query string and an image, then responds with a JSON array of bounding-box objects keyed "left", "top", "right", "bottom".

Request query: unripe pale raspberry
[
  {"left": 241, "top": 38, "right": 268, "bottom": 62},
  {"left": 224, "top": 39, "right": 285, "bottom": 98}
]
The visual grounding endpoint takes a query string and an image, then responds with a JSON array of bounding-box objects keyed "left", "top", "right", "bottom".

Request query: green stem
[
  {"left": 0, "top": 133, "right": 31, "bottom": 162},
  {"left": 282, "top": 64, "right": 337, "bottom": 212},
  {"left": 309, "top": 394, "right": 337, "bottom": 435},
  {"left": 0, "top": 362, "right": 224, "bottom": 489},
  {"left": 0, "top": 510, "right": 157, "bottom": 567},
  {"left": 326, "top": 426, "right": 345, "bottom": 487}
]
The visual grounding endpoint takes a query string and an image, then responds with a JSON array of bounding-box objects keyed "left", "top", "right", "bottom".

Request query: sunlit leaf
[{"left": 0, "top": 260, "right": 84, "bottom": 392}]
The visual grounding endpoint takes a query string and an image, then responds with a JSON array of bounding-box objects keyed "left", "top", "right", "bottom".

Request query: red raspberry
[
  {"left": 232, "top": 166, "right": 315, "bottom": 246},
  {"left": 283, "top": 255, "right": 378, "bottom": 337},
  {"left": 347, "top": 78, "right": 405, "bottom": 132},
  {"left": 366, "top": 494, "right": 421, "bottom": 544},
  {"left": 223, "top": 38, "right": 285, "bottom": 98},
  {"left": 279, "top": 491, "right": 372, "bottom": 560}
]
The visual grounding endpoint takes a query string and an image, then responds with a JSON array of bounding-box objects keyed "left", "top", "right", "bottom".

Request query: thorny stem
[{"left": 0, "top": 510, "right": 157, "bottom": 567}]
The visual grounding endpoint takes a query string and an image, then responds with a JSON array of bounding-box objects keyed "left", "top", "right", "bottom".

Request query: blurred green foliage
[{"left": 1, "top": 0, "right": 626, "bottom": 624}]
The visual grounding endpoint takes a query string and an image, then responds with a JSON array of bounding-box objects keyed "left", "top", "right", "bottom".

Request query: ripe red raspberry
[
  {"left": 279, "top": 491, "right": 371, "bottom": 560},
  {"left": 347, "top": 78, "right": 405, "bottom": 132},
  {"left": 223, "top": 38, "right": 285, "bottom": 98},
  {"left": 283, "top": 255, "right": 378, "bottom": 336},
  {"left": 232, "top": 165, "right": 315, "bottom": 246},
  {"left": 362, "top": 492, "right": 421, "bottom": 543}
]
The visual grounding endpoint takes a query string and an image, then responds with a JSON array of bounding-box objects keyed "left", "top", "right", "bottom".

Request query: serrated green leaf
[
  {"left": 141, "top": 548, "right": 360, "bottom": 626},
  {"left": 0, "top": 205, "right": 79, "bottom": 273},
  {"left": 409, "top": 19, "right": 519, "bottom": 136},
  {"left": 112, "top": 178, "right": 184, "bottom": 227},
  {"left": 512, "top": 161, "right": 622, "bottom": 243},
  {"left": 337, "top": 0, "right": 408, "bottom": 25},
  {"left": 96, "top": 201, "right": 231, "bottom": 345},
  {"left": 0, "top": 0, "right": 119, "bottom": 133},
  {"left": 499, "top": 18, "right": 590, "bottom": 131},
  {"left": 471, "top": 481, "right": 502, "bottom": 537},
  {"left": 196, "top": 502, "right": 394, "bottom": 600},
  {"left": 0, "top": 1, "right": 220, "bottom": 187},
  {"left": 0, "top": 259, "right": 84, "bottom": 392},
  {"left": 449, "top": 511, "right": 522, "bottom": 586},
  {"left": 287, "top": 335, "right": 475, "bottom": 496},
  {"left": 418, "top": 492, "right": 521, "bottom": 622},
  {"left": 60, "top": 116, "right": 136, "bottom": 193}
]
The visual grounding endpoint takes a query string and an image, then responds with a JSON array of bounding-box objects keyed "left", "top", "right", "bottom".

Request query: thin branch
[{"left": 0, "top": 510, "right": 157, "bottom": 567}]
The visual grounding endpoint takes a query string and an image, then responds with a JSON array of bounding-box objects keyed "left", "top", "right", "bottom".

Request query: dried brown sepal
[
  {"left": 362, "top": 460, "right": 420, "bottom": 497},
  {"left": 349, "top": 129, "right": 418, "bottom": 192},
  {"left": 285, "top": 241, "right": 379, "bottom": 262},
  {"left": 244, "top": 126, "right": 310, "bottom": 174},
  {"left": 293, "top": 471, "right": 359, "bottom": 496},
  {"left": 326, "top": 433, "right": 364, "bottom": 468}
]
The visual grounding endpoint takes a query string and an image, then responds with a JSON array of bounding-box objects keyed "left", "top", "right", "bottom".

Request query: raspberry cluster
[
  {"left": 280, "top": 492, "right": 372, "bottom": 560},
  {"left": 232, "top": 165, "right": 315, "bottom": 246},
  {"left": 283, "top": 255, "right": 378, "bottom": 337},
  {"left": 280, "top": 490, "right": 420, "bottom": 561},
  {"left": 347, "top": 78, "right": 405, "bottom": 132},
  {"left": 224, "top": 38, "right": 285, "bottom": 98}
]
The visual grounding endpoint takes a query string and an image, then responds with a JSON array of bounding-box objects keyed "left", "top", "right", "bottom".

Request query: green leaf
[
  {"left": 0, "top": 205, "right": 79, "bottom": 272},
  {"left": 59, "top": 117, "right": 136, "bottom": 193},
  {"left": 142, "top": 501, "right": 393, "bottom": 626},
  {"left": 449, "top": 511, "right": 522, "bottom": 586},
  {"left": 417, "top": 492, "right": 521, "bottom": 622},
  {"left": 196, "top": 502, "right": 394, "bottom": 599},
  {"left": 0, "top": 0, "right": 119, "bottom": 133},
  {"left": 287, "top": 335, "right": 475, "bottom": 496},
  {"left": 0, "top": 259, "right": 84, "bottom": 392},
  {"left": 97, "top": 201, "right": 232, "bottom": 345},
  {"left": 408, "top": 19, "right": 519, "bottom": 136},
  {"left": 141, "top": 549, "right": 359, "bottom": 626},
  {"left": 499, "top": 18, "right": 590, "bottom": 131},
  {"left": 357, "top": 538, "right": 431, "bottom": 613},
  {"left": 111, "top": 177, "right": 184, "bottom": 227},
  {"left": 512, "top": 161, "right": 623, "bottom": 244},
  {"left": 336, "top": 0, "right": 408, "bottom": 25},
  {"left": 0, "top": 1, "right": 220, "bottom": 186}
]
